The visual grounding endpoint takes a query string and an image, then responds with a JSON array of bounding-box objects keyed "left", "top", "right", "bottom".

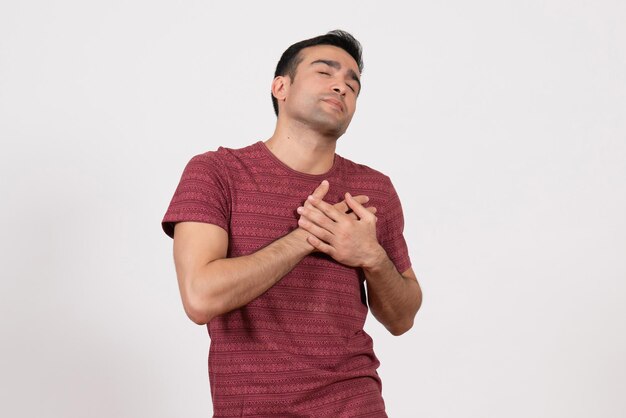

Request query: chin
[
  {"left": 313, "top": 116, "right": 349, "bottom": 137},
  {"left": 321, "top": 124, "right": 348, "bottom": 138}
]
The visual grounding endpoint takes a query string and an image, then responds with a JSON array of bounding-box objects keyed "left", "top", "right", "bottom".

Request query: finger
[
  {"left": 297, "top": 216, "right": 335, "bottom": 244},
  {"left": 334, "top": 194, "right": 369, "bottom": 213},
  {"left": 297, "top": 204, "right": 337, "bottom": 232},
  {"left": 346, "top": 203, "right": 375, "bottom": 220},
  {"left": 345, "top": 192, "right": 375, "bottom": 220},
  {"left": 311, "top": 180, "right": 330, "bottom": 201},
  {"left": 303, "top": 180, "right": 331, "bottom": 210},
  {"left": 306, "top": 234, "right": 336, "bottom": 257},
  {"left": 308, "top": 195, "right": 344, "bottom": 222}
]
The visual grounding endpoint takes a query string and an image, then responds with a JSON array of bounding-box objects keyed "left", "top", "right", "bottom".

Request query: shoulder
[
  {"left": 335, "top": 154, "right": 393, "bottom": 190},
  {"left": 189, "top": 142, "right": 254, "bottom": 162},
  {"left": 186, "top": 141, "right": 263, "bottom": 173}
]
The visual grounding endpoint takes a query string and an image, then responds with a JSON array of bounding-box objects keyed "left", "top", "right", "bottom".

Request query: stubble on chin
[{"left": 309, "top": 106, "right": 349, "bottom": 138}]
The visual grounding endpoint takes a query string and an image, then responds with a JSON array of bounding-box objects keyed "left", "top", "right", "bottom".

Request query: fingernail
[{"left": 297, "top": 207, "right": 303, "bottom": 214}]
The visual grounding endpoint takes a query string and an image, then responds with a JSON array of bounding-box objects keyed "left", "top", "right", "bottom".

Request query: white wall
[{"left": 1, "top": 1, "right": 625, "bottom": 417}]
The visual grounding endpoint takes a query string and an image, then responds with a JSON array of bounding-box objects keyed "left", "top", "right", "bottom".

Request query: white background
[{"left": 1, "top": 1, "right": 625, "bottom": 417}]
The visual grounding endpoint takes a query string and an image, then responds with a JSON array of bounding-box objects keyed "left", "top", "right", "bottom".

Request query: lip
[{"left": 322, "top": 98, "right": 344, "bottom": 113}]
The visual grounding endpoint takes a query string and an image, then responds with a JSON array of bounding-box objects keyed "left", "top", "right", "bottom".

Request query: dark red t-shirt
[{"left": 163, "top": 142, "right": 411, "bottom": 417}]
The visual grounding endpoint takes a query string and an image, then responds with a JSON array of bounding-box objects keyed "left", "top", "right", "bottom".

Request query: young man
[{"left": 162, "top": 30, "right": 422, "bottom": 417}]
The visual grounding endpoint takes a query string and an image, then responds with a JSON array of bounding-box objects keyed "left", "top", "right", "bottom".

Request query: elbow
[
  {"left": 180, "top": 283, "right": 219, "bottom": 326},
  {"left": 388, "top": 291, "right": 422, "bottom": 336},
  {"left": 184, "top": 303, "right": 212, "bottom": 325},
  {"left": 388, "top": 319, "right": 414, "bottom": 336},
  {"left": 415, "top": 287, "right": 423, "bottom": 314}
]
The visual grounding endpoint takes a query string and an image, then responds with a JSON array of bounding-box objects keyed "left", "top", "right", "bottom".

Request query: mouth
[{"left": 322, "top": 98, "right": 344, "bottom": 113}]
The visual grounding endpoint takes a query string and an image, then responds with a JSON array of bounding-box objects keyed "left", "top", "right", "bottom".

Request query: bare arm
[
  {"left": 363, "top": 262, "right": 422, "bottom": 336},
  {"left": 297, "top": 191, "right": 422, "bottom": 336},
  {"left": 172, "top": 181, "right": 374, "bottom": 325},
  {"left": 173, "top": 222, "right": 313, "bottom": 325}
]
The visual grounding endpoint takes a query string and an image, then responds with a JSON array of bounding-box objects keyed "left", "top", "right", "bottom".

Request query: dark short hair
[{"left": 271, "top": 29, "right": 364, "bottom": 116}]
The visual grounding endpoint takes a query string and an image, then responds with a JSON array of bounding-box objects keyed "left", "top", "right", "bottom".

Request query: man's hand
[
  {"left": 298, "top": 181, "right": 422, "bottom": 336},
  {"left": 297, "top": 187, "right": 384, "bottom": 268},
  {"left": 302, "top": 180, "right": 376, "bottom": 220}
]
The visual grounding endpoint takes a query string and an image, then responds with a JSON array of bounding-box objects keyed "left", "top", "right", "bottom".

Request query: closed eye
[{"left": 317, "top": 69, "right": 357, "bottom": 93}]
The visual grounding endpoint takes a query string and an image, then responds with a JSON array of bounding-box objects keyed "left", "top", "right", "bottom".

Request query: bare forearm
[
  {"left": 296, "top": 191, "right": 421, "bottom": 335},
  {"left": 185, "top": 229, "right": 312, "bottom": 324},
  {"left": 364, "top": 247, "right": 422, "bottom": 336}
]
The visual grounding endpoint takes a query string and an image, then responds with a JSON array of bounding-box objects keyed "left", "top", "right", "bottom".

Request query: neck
[{"left": 264, "top": 118, "right": 338, "bottom": 175}]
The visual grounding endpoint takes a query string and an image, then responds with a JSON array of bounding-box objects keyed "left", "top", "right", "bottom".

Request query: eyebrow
[{"left": 311, "top": 59, "right": 361, "bottom": 91}]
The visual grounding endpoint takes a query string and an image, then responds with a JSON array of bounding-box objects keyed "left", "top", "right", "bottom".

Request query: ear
[{"left": 271, "top": 75, "right": 290, "bottom": 103}]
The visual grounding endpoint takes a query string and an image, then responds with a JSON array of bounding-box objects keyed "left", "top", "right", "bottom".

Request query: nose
[{"left": 332, "top": 84, "right": 346, "bottom": 96}]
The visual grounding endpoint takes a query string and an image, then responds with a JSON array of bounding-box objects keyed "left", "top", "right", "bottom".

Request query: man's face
[{"left": 280, "top": 45, "right": 361, "bottom": 138}]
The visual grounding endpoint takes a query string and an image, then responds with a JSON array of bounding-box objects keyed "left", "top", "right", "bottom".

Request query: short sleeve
[
  {"left": 161, "top": 152, "right": 231, "bottom": 238},
  {"left": 378, "top": 179, "right": 412, "bottom": 274}
]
